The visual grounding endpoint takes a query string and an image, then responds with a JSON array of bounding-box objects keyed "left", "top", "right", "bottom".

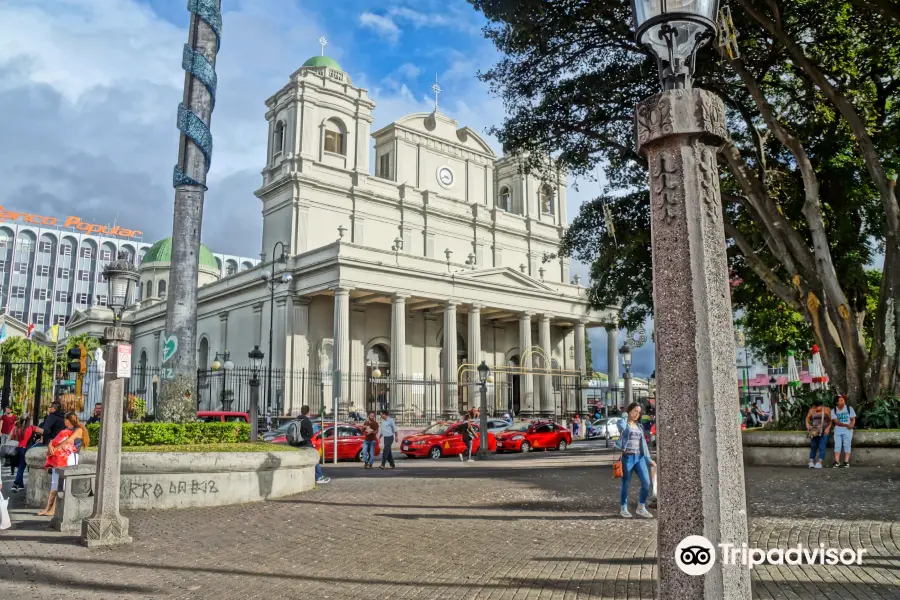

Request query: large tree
[{"left": 470, "top": 0, "right": 900, "bottom": 404}]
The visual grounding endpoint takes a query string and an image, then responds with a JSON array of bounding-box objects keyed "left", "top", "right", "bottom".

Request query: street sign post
[{"left": 117, "top": 344, "right": 132, "bottom": 379}]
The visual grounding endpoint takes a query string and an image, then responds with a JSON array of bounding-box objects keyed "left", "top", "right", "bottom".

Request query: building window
[
  {"left": 98, "top": 272, "right": 106, "bottom": 283},
  {"left": 0, "top": 261, "right": 5, "bottom": 271},
  {"left": 100, "top": 248, "right": 112, "bottom": 261},
  {"left": 17, "top": 239, "right": 34, "bottom": 250},
  {"left": 37, "top": 265, "right": 50, "bottom": 277},
  {"left": 56, "top": 291, "right": 70, "bottom": 302},
  {"left": 498, "top": 187, "right": 511, "bottom": 212},
  {"left": 95, "top": 294, "right": 107, "bottom": 306},
  {"left": 40, "top": 241, "right": 52, "bottom": 253},
  {"left": 59, "top": 244, "right": 72, "bottom": 256},
  {"left": 33, "top": 288, "right": 49, "bottom": 301},
  {"left": 11, "top": 311, "right": 23, "bottom": 321},
  {"left": 55, "top": 314, "right": 67, "bottom": 326},
  {"left": 34, "top": 313, "right": 45, "bottom": 325},
  {"left": 78, "top": 270, "right": 90, "bottom": 281},
  {"left": 145, "top": 281, "right": 152, "bottom": 298},
  {"left": 80, "top": 247, "right": 93, "bottom": 259},
  {"left": 57, "top": 268, "right": 70, "bottom": 279},
  {"left": 14, "top": 262, "right": 28, "bottom": 274},
  {"left": 539, "top": 186, "right": 554, "bottom": 215},
  {"left": 226, "top": 262, "right": 237, "bottom": 276},
  {"left": 157, "top": 280, "right": 167, "bottom": 297},
  {"left": 323, "top": 119, "right": 346, "bottom": 155},
  {"left": 273, "top": 121, "right": 285, "bottom": 156},
  {"left": 12, "top": 286, "right": 25, "bottom": 298},
  {"left": 76, "top": 293, "right": 89, "bottom": 305},
  {"left": 378, "top": 153, "right": 392, "bottom": 179}
]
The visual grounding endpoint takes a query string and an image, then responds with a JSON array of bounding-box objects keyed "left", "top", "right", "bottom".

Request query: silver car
[
  {"left": 588, "top": 417, "right": 622, "bottom": 440},
  {"left": 486, "top": 418, "right": 512, "bottom": 434}
]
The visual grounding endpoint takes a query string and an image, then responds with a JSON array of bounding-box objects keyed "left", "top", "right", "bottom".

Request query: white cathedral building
[{"left": 69, "top": 53, "right": 615, "bottom": 418}]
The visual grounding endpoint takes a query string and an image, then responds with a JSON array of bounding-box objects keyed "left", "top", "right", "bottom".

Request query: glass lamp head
[
  {"left": 477, "top": 361, "right": 490, "bottom": 384},
  {"left": 248, "top": 345, "right": 265, "bottom": 372}
]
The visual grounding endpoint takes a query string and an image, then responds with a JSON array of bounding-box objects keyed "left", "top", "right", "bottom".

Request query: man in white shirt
[
  {"left": 831, "top": 395, "right": 857, "bottom": 468},
  {"left": 379, "top": 410, "right": 397, "bottom": 469}
]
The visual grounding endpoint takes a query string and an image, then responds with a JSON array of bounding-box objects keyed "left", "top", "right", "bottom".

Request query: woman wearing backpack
[{"left": 10, "top": 414, "right": 38, "bottom": 493}]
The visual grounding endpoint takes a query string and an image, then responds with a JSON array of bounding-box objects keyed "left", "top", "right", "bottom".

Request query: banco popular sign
[{"left": 0, "top": 206, "right": 143, "bottom": 239}]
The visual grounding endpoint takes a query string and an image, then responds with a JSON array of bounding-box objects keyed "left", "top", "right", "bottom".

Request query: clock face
[{"left": 437, "top": 166, "right": 454, "bottom": 188}]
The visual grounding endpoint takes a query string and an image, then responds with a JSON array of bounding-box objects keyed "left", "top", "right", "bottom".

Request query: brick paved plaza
[{"left": 1, "top": 446, "right": 898, "bottom": 599}]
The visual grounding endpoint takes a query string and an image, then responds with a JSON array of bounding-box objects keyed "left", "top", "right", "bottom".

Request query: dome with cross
[{"left": 301, "top": 55, "right": 343, "bottom": 71}]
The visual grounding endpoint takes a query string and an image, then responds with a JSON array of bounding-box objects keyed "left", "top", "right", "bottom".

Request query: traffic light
[{"left": 67, "top": 344, "right": 87, "bottom": 375}]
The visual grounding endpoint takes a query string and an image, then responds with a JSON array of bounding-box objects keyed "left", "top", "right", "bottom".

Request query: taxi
[
  {"left": 495, "top": 420, "right": 572, "bottom": 453},
  {"left": 400, "top": 421, "right": 497, "bottom": 459}
]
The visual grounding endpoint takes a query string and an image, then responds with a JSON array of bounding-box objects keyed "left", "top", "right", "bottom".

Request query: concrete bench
[{"left": 51, "top": 464, "right": 96, "bottom": 533}]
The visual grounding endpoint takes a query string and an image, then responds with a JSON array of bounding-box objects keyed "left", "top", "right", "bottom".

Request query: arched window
[
  {"left": 157, "top": 280, "right": 167, "bottom": 298},
  {"left": 198, "top": 337, "right": 209, "bottom": 370},
  {"left": 226, "top": 260, "right": 237, "bottom": 276},
  {"left": 540, "top": 185, "right": 554, "bottom": 215},
  {"left": 324, "top": 118, "right": 346, "bottom": 156},
  {"left": 498, "top": 187, "right": 511, "bottom": 212},
  {"left": 273, "top": 121, "right": 285, "bottom": 156},
  {"left": 145, "top": 281, "right": 152, "bottom": 298}
]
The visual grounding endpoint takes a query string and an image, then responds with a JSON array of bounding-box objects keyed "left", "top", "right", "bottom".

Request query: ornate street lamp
[
  {"left": 619, "top": 343, "right": 634, "bottom": 406},
  {"left": 248, "top": 345, "right": 265, "bottom": 441},
  {"left": 476, "top": 361, "right": 491, "bottom": 459},
  {"left": 632, "top": 0, "right": 719, "bottom": 90},
  {"left": 104, "top": 251, "right": 140, "bottom": 322}
]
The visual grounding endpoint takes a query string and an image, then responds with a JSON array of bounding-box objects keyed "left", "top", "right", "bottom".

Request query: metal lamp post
[
  {"left": 262, "top": 242, "right": 291, "bottom": 423},
  {"left": 82, "top": 250, "right": 139, "bottom": 548},
  {"left": 628, "top": 0, "right": 750, "bottom": 597},
  {"left": 476, "top": 361, "right": 491, "bottom": 460},
  {"left": 768, "top": 375, "right": 779, "bottom": 423},
  {"left": 210, "top": 351, "right": 234, "bottom": 410},
  {"left": 620, "top": 343, "right": 633, "bottom": 406},
  {"left": 248, "top": 345, "right": 264, "bottom": 441}
]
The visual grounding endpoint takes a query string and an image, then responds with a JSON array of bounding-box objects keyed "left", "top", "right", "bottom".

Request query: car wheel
[
  {"left": 429, "top": 446, "right": 442, "bottom": 460},
  {"left": 521, "top": 442, "right": 531, "bottom": 453},
  {"left": 557, "top": 440, "right": 567, "bottom": 451},
  {"left": 355, "top": 450, "right": 362, "bottom": 462}
]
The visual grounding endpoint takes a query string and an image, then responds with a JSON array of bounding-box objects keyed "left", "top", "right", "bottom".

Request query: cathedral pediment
[{"left": 458, "top": 268, "right": 554, "bottom": 291}]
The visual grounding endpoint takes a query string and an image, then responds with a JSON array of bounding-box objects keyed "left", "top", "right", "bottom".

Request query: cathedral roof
[
  {"left": 142, "top": 237, "right": 219, "bottom": 270},
  {"left": 302, "top": 55, "right": 343, "bottom": 71}
]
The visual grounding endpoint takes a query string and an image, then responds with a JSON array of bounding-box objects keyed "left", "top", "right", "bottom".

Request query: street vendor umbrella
[
  {"left": 786, "top": 350, "right": 801, "bottom": 400},
  {"left": 808, "top": 345, "right": 828, "bottom": 390}
]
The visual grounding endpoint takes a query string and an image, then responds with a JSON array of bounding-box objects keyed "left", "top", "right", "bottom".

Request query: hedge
[{"left": 86, "top": 422, "right": 250, "bottom": 447}]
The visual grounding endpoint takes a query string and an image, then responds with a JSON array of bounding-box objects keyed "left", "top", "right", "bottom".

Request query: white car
[
  {"left": 587, "top": 417, "right": 622, "bottom": 440},
  {"left": 486, "top": 418, "right": 512, "bottom": 434}
]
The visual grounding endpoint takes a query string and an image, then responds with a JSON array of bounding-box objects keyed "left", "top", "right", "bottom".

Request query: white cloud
[
  {"left": 358, "top": 12, "right": 400, "bottom": 43},
  {"left": 387, "top": 7, "right": 450, "bottom": 27},
  {"left": 395, "top": 62, "right": 421, "bottom": 80}
]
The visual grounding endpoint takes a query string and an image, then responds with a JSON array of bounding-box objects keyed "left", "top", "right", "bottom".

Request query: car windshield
[
  {"left": 423, "top": 423, "right": 451, "bottom": 435},
  {"left": 505, "top": 422, "right": 531, "bottom": 432}
]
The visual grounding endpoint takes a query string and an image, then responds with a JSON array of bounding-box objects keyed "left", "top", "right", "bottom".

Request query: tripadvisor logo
[{"left": 675, "top": 535, "right": 867, "bottom": 575}]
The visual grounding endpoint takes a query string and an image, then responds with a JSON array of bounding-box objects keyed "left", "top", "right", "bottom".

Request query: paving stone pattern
[{"left": 0, "top": 448, "right": 898, "bottom": 599}]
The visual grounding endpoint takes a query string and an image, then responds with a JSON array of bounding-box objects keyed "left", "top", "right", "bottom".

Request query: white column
[
  {"left": 468, "top": 304, "right": 482, "bottom": 412},
  {"left": 607, "top": 328, "right": 619, "bottom": 410},
  {"left": 288, "top": 299, "right": 310, "bottom": 416},
  {"left": 443, "top": 301, "right": 458, "bottom": 416},
  {"left": 539, "top": 315, "right": 553, "bottom": 415},
  {"left": 519, "top": 312, "right": 534, "bottom": 415},
  {"left": 333, "top": 287, "right": 351, "bottom": 411},
  {"left": 391, "top": 294, "right": 407, "bottom": 413},
  {"left": 575, "top": 320, "right": 587, "bottom": 375}
]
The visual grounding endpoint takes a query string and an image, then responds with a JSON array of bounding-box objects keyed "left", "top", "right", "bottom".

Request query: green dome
[
  {"left": 302, "top": 55, "right": 342, "bottom": 71},
  {"left": 142, "top": 238, "right": 219, "bottom": 270}
]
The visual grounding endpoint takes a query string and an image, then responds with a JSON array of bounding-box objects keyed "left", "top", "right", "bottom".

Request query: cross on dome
[
  {"left": 431, "top": 75, "right": 442, "bottom": 112},
  {"left": 318, "top": 35, "right": 328, "bottom": 56}
]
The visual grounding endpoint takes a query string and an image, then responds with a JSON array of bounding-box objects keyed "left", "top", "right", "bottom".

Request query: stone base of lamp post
[
  {"left": 249, "top": 377, "right": 260, "bottom": 442},
  {"left": 637, "top": 88, "right": 751, "bottom": 599},
  {"left": 82, "top": 325, "right": 133, "bottom": 548}
]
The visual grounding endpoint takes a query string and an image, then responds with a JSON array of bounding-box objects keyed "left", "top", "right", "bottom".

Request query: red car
[
  {"left": 495, "top": 420, "right": 572, "bottom": 453},
  {"left": 401, "top": 421, "right": 498, "bottom": 459},
  {"left": 197, "top": 411, "right": 249, "bottom": 423},
  {"left": 312, "top": 424, "right": 381, "bottom": 462}
]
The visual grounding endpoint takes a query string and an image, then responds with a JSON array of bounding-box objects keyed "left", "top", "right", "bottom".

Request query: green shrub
[
  {"left": 767, "top": 390, "right": 900, "bottom": 431},
  {"left": 858, "top": 395, "right": 900, "bottom": 429},
  {"left": 86, "top": 422, "right": 249, "bottom": 447},
  {"left": 767, "top": 389, "right": 833, "bottom": 431}
]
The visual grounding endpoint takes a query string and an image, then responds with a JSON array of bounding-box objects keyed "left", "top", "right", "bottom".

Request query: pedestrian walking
[
  {"left": 291, "top": 405, "right": 329, "bottom": 484},
  {"left": 379, "top": 410, "right": 396, "bottom": 469},
  {"left": 361, "top": 411, "right": 379, "bottom": 469},
  {"left": 572, "top": 414, "right": 581, "bottom": 438},
  {"left": 831, "top": 395, "right": 856, "bottom": 468},
  {"left": 459, "top": 414, "right": 475, "bottom": 462},
  {"left": 10, "top": 414, "right": 39, "bottom": 493},
  {"left": 615, "top": 402, "right": 655, "bottom": 519},
  {"left": 0, "top": 406, "right": 17, "bottom": 445},
  {"left": 805, "top": 398, "right": 832, "bottom": 469}
]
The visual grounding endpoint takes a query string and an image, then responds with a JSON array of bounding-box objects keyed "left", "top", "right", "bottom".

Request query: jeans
[
  {"left": 362, "top": 440, "right": 376, "bottom": 465},
  {"left": 14, "top": 447, "right": 26, "bottom": 487},
  {"left": 834, "top": 429, "right": 853, "bottom": 454},
  {"left": 315, "top": 462, "right": 324, "bottom": 481},
  {"left": 620, "top": 454, "right": 651, "bottom": 507},
  {"left": 381, "top": 436, "right": 395, "bottom": 467},
  {"left": 809, "top": 434, "right": 829, "bottom": 461},
  {"left": 573, "top": 423, "right": 580, "bottom": 436}
]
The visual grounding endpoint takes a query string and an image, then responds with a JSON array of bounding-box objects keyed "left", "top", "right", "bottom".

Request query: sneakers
[
  {"left": 467, "top": 458, "right": 475, "bottom": 462},
  {"left": 808, "top": 460, "right": 815, "bottom": 468},
  {"left": 635, "top": 506, "right": 653, "bottom": 519},
  {"left": 831, "top": 462, "right": 841, "bottom": 468},
  {"left": 843, "top": 462, "right": 851, "bottom": 468},
  {"left": 620, "top": 506, "right": 633, "bottom": 519},
  {"left": 459, "top": 454, "right": 464, "bottom": 462},
  {"left": 814, "top": 462, "right": 823, "bottom": 469},
  {"left": 316, "top": 477, "right": 331, "bottom": 484},
  {"left": 10, "top": 484, "right": 22, "bottom": 493}
]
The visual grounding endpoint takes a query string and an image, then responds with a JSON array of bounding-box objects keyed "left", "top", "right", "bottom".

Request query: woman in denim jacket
[{"left": 616, "top": 402, "right": 656, "bottom": 518}]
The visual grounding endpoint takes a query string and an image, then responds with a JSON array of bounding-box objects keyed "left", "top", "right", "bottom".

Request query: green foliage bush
[
  {"left": 858, "top": 395, "right": 900, "bottom": 430},
  {"left": 767, "top": 389, "right": 833, "bottom": 431},
  {"left": 767, "top": 390, "right": 900, "bottom": 431},
  {"left": 86, "top": 422, "right": 249, "bottom": 447}
]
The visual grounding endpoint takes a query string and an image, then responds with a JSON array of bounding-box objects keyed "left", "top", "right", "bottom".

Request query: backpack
[{"left": 285, "top": 419, "right": 307, "bottom": 446}]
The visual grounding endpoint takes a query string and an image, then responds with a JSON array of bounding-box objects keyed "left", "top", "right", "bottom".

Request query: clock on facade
[{"left": 436, "top": 166, "right": 455, "bottom": 188}]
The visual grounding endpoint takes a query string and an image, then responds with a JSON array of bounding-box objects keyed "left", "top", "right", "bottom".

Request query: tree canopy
[{"left": 470, "top": 0, "right": 900, "bottom": 403}]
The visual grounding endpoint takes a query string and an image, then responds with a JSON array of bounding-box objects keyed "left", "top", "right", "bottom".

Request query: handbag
[
  {"left": 612, "top": 458, "right": 623, "bottom": 479},
  {"left": 0, "top": 439, "right": 18, "bottom": 460}
]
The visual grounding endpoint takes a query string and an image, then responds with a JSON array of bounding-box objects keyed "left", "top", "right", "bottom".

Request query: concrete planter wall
[
  {"left": 25, "top": 447, "right": 319, "bottom": 510},
  {"left": 742, "top": 430, "right": 900, "bottom": 466}
]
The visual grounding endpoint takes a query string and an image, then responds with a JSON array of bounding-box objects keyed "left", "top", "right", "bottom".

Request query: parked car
[
  {"left": 197, "top": 411, "right": 249, "bottom": 423},
  {"left": 400, "top": 421, "right": 497, "bottom": 459},
  {"left": 264, "top": 421, "right": 327, "bottom": 444},
  {"left": 587, "top": 417, "right": 622, "bottom": 440},
  {"left": 309, "top": 424, "right": 380, "bottom": 462},
  {"left": 485, "top": 418, "right": 512, "bottom": 434},
  {"left": 495, "top": 420, "right": 572, "bottom": 453}
]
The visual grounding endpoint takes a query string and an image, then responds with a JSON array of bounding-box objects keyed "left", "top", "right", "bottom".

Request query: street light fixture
[
  {"left": 632, "top": 0, "right": 718, "bottom": 90},
  {"left": 620, "top": 342, "right": 634, "bottom": 406},
  {"left": 248, "top": 345, "right": 264, "bottom": 441},
  {"left": 103, "top": 250, "right": 140, "bottom": 322},
  {"left": 262, "top": 241, "right": 292, "bottom": 423},
  {"left": 476, "top": 361, "right": 491, "bottom": 460}
]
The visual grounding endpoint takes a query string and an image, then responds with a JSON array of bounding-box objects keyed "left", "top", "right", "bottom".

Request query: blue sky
[{"left": 0, "top": 0, "right": 653, "bottom": 375}]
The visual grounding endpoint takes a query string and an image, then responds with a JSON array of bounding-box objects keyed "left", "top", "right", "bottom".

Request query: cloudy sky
[{"left": 0, "top": 0, "right": 655, "bottom": 376}]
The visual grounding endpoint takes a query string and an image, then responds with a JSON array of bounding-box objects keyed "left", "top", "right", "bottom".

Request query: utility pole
[{"left": 158, "top": 0, "right": 222, "bottom": 422}]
